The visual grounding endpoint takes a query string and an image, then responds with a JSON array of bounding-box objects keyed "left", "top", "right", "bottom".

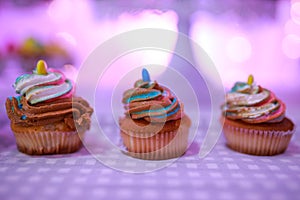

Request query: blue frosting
[
  {"left": 126, "top": 91, "right": 161, "bottom": 104},
  {"left": 9, "top": 96, "right": 22, "bottom": 113},
  {"left": 152, "top": 105, "right": 181, "bottom": 119},
  {"left": 16, "top": 96, "right": 22, "bottom": 109},
  {"left": 230, "top": 82, "right": 248, "bottom": 93},
  {"left": 15, "top": 74, "right": 30, "bottom": 85},
  {"left": 8, "top": 96, "right": 26, "bottom": 120},
  {"left": 133, "top": 98, "right": 177, "bottom": 115}
]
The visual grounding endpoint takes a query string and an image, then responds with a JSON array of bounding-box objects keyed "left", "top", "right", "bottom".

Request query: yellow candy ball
[
  {"left": 247, "top": 74, "right": 254, "bottom": 85},
  {"left": 36, "top": 60, "right": 48, "bottom": 75}
]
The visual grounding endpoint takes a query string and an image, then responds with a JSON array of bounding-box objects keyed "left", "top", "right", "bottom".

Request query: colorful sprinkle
[{"left": 21, "top": 115, "right": 27, "bottom": 120}]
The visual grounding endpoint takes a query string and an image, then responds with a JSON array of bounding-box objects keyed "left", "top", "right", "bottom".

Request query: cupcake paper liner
[
  {"left": 223, "top": 123, "right": 294, "bottom": 156},
  {"left": 121, "top": 127, "right": 189, "bottom": 160},
  {"left": 12, "top": 130, "right": 84, "bottom": 155}
]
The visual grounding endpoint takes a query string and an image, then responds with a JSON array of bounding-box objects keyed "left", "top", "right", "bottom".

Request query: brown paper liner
[
  {"left": 12, "top": 129, "right": 84, "bottom": 155},
  {"left": 223, "top": 123, "right": 294, "bottom": 156},
  {"left": 121, "top": 127, "right": 189, "bottom": 160}
]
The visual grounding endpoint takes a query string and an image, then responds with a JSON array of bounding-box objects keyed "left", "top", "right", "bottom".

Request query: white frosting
[
  {"left": 226, "top": 90, "right": 269, "bottom": 106},
  {"left": 26, "top": 80, "right": 73, "bottom": 104},
  {"left": 14, "top": 72, "right": 62, "bottom": 95}
]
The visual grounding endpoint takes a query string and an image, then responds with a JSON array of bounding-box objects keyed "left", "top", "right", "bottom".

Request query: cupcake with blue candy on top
[
  {"left": 119, "top": 69, "right": 191, "bottom": 160},
  {"left": 5, "top": 60, "right": 93, "bottom": 155}
]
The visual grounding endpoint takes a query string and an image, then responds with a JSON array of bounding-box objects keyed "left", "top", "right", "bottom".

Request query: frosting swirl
[
  {"left": 222, "top": 75, "right": 286, "bottom": 123},
  {"left": 13, "top": 60, "right": 73, "bottom": 104},
  {"left": 6, "top": 60, "right": 93, "bottom": 131},
  {"left": 6, "top": 96, "right": 93, "bottom": 131},
  {"left": 122, "top": 69, "right": 182, "bottom": 123}
]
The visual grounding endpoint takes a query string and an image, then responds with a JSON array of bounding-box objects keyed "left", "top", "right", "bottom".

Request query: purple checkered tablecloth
[{"left": 0, "top": 111, "right": 300, "bottom": 200}]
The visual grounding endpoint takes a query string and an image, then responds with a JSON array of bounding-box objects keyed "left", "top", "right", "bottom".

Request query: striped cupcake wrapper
[
  {"left": 223, "top": 124, "right": 294, "bottom": 156},
  {"left": 12, "top": 130, "right": 84, "bottom": 155},
  {"left": 121, "top": 127, "right": 189, "bottom": 160}
]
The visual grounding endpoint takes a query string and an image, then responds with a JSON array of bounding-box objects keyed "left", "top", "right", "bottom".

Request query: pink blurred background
[{"left": 0, "top": 0, "right": 299, "bottom": 119}]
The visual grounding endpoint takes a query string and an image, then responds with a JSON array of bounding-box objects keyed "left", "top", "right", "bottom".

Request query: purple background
[{"left": 1, "top": 0, "right": 300, "bottom": 200}]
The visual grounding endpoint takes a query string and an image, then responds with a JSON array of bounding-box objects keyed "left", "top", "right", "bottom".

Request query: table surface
[{"left": 0, "top": 110, "right": 300, "bottom": 200}]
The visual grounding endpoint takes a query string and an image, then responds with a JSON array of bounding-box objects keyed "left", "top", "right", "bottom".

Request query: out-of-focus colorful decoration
[{"left": 5, "top": 37, "right": 73, "bottom": 71}]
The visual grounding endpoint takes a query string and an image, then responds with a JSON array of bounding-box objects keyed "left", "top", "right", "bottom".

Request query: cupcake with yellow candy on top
[
  {"left": 221, "top": 75, "right": 295, "bottom": 156},
  {"left": 5, "top": 60, "right": 93, "bottom": 155},
  {"left": 119, "top": 69, "right": 191, "bottom": 160}
]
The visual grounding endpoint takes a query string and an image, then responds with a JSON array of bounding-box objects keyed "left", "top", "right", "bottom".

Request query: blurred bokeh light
[{"left": 0, "top": 0, "right": 299, "bottom": 92}]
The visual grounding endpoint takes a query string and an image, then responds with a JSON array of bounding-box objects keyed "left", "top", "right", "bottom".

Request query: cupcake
[
  {"left": 221, "top": 75, "right": 295, "bottom": 156},
  {"left": 119, "top": 69, "right": 191, "bottom": 160},
  {"left": 5, "top": 60, "right": 93, "bottom": 155}
]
